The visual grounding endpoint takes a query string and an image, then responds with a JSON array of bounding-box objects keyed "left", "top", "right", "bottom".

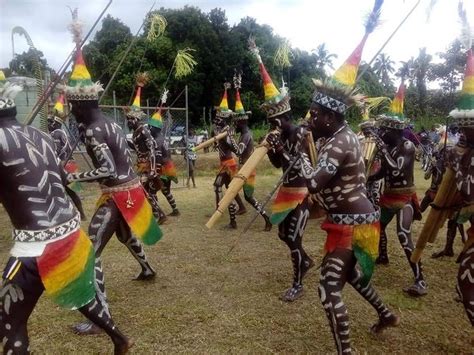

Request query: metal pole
[
  {"left": 185, "top": 85, "right": 190, "bottom": 186},
  {"left": 112, "top": 90, "right": 117, "bottom": 122}
]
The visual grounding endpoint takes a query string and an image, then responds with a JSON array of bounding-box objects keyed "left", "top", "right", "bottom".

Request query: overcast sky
[{"left": 1, "top": 0, "right": 474, "bottom": 74}]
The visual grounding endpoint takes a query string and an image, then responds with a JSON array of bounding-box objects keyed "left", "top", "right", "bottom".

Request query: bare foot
[
  {"left": 72, "top": 321, "right": 103, "bottom": 335},
  {"left": 133, "top": 269, "right": 156, "bottom": 281},
  {"left": 280, "top": 285, "right": 304, "bottom": 302},
  {"left": 371, "top": 314, "right": 400, "bottom": 334},
  {"left": 114, "top": 337, "right": 135, "bottom": 355}
]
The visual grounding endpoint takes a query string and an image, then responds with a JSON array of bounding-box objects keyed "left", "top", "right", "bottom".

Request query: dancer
[
  {"left": 0, "top": 79, "right": 132, "bottom": 354},
  {"left": 125, "top": 74, "right": 167, "bottom": 224},
  {"left": 210, "top": 82, "right": 246, "bottom": 229},
  {"left": 230, "top": 73, "right": 272, "bottom": 231},
  {"left": 148, "top": 99, "right": 181, "bottom": 216},
  {"left": 444, "top": 39, "right": 474, "bottom": 325},
  {"left": 64, "top": 14, "right": 161, "bottom": 334},
  {"left": 371, "top": 82, "right": 427, "bottom": 296},
  {"left": 249, "top": 39, "right": 313, "bottom": 301}
]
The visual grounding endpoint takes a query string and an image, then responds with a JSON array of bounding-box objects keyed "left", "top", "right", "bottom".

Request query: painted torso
[
  {"left": 132, "top": 123, "right": 156, "bottom": 163},
  {"left": 449, "top": 144, "right": 474, "bottom": 204},
  {"left": 303, "top": 126, "right": 374, "bottom": 215},
  {"left": 383, "top": 139, "right": 415, "bottom": 189},
  {"left": 0, "top": 121, "right": 75, "bottom": 230},
  {"left": 80, "top": 115, "right": 136, "bottom": 187},
  {"left": 215, "top": 127, "right": 234, "bottom": 162},
  {"left": 50, "top": 128, "right": 72, "bottom": 161}
]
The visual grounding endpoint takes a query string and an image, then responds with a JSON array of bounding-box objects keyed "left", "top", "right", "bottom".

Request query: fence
[{"left": 66, "top": 86, "right": 190, "bottom": 188}]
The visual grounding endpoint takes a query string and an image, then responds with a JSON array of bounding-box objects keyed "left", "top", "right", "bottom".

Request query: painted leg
[
  {"left": 79, "top": 296, "right": 133, "bottom": 354},
  {"left": 213, "top": 175, "right": 223, "bottom": 210},
  {"left": 227, "top": 202, "right": 237, "bottom": 229},
  {"left": 144, "top": 180, "right": 167, "bottom": 224},
  {"left": 457, "top": 244, "right": 474, "bottom": 326},
  {"left": 116, "top": 218, "right": 156, "bottom": 281},
  {"left": 397, "top": 205, "right": 427, "bottom": 296},
  {"left": 244, "top": 192, "right": 272, "bottom": 232},
  {"left": 432, "top": 219, "right": 456, "bottom": 258},
  {"left": 278, "top": 200, "right": 312, "bottom": 302},
  {"left": 0, "top": 280, "right": 42, "bottom": 354},
  {"left": 75, "top": 200, "right": 119, "bottom": 335},
  {"left": 318, "top": 251, "right": 351, "bottom": 354},
  {"left": 234, "top": 192, "right": 247, "bottom": 215},
  {"left": 376, "top": 227, "right": 389, "bottom": 265},
  {"left": 161, "top": 180, "right": 179, "bottom": 216},
  {"left": 348, "top": 263, "right": 400, "bottom": 333}
]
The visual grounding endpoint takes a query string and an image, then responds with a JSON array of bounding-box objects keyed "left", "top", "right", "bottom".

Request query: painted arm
[
  {"left": 67, "top": 129, "right": 117, "bottom": 183},
  {"left": 142, "top": 126, "right": 157, "bottom": 176}
]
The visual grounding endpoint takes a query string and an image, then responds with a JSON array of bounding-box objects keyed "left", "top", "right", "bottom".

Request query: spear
[
  {"left": 356, "top": 0, "right": 422, "bottom": 82},
  {"left": 25, "top": 0, "right": 113, "bottom": 125}
]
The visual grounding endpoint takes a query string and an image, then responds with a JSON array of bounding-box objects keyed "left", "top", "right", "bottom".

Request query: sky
[{"left": 1, "top": 0, "right": 474, "bottom": 74}]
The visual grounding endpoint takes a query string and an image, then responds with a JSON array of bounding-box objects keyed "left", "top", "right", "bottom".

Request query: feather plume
[
  {"left": 135, "top": 72, "right": 150, "bottom": 87},
  {"left": 312, "top": 78, "right": 365, "bottom": 108},
  {"left": 274, "top": 40, "right": 292, "bottom": 69},
  {"left": 147, "top": 13, "right": 167, "bottom": 42},
  {"left": 1, "top": 82, "right": 22, "bottom": 99},
  {"left": 248, "top": 36, "right": 263, "bottom": 64},
  {"left": 160, "top": 89, "right": 169, "bottom": 105},
  {"left": 174, "top": 48, "right": 197, "bottom": 79},
  {"left": 364, "top": 0, "right": 383, "bottom": 35},
  {"left": 233, "top": 71, "right": 242, "bottom": 90},
  {"left": 458, "top": 1, "right": 472, "bottom": 50},
  {"left": 67, "top": 7, "right": 83, "bottom": 45},
  {"left": 223, "top": 82, "right": 231, "bottom": 91},
  {"left": 361, "top": 96, "right": 391, "bottom": 120}
]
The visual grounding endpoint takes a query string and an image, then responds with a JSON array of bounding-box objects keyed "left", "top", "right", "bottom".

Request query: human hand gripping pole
[{"left": 205, "top": 129, "right": 282, "bottom": 229}]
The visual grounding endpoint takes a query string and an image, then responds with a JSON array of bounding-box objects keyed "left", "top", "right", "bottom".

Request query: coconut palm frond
[
  {"left": 147, "top": 13, "right": 167, "bottom": 41},
  {"left": 274, "top": 40, "right": 292, "bottom": 69},
  {"left": 174, "top": 48, "right": 197, "bottom": 79}
]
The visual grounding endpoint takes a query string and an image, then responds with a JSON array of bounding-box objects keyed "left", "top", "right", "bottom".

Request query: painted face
[
  {"left": 308, "top": 103, "right": 327, "bottom": 139},
  {"left": 379, "top": 127, "right": 398, "bottom": 145},
  {"left": 126, "top": 116, "right": 139, "bottom": 131}
]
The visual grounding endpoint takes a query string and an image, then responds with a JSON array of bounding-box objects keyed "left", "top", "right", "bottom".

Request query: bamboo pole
[
  {"left": 206, "top": 144, "right": 269, "bottom": 229},
  {"left": 411, "top": 168, "right": 458, "bottom": 263},
  {"left": 193, "top": 131, "right": 228, "bottom": 152}
]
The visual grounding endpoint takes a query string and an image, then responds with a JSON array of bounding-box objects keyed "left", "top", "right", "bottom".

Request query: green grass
[{"left": 0, "top": 160, "right": 472, "bottom": 353}]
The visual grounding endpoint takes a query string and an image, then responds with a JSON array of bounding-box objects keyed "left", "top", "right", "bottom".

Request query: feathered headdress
[
  {"left": 248, "top": 37, "right": 291, "bottom": 118},
  {"left": 125, "top": 72, "right": 149, "bottom": 120},
  {"left": 0, "top": 80, "right": 23, "bottom": 115},
  {"left": 63, "top": 9, "right": 103, "bottom": 101},
  {"left": 449, "top": 1, "right": 474, "bottom": 126},
  {"left": 232, "top": 71, "right": 250, "bottom": 121},
  {"left": 312, "top": 0, "right": 383, "bottom": 116},
  {"left": 149, "top": 89, "right": 169, "bottom": 129}
]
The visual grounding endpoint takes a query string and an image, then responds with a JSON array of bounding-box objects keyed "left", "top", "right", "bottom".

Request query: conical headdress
[
  {"left": 53, "top": 94, "right": 66, "bottom": 118},
  {"left": 64, "top": 9, "right": 103, "bottom": 101},
  {"left": 215, "top": 82, "right": 233, "bottom": 118},
  {"left": 249, "top": 38, "right": 290, "bottom": 118},
  {"left": 311, "top": 0, "right": 383, "bottom": 115},
  {"left": 126, "top": 73, "right": 149, "bottom": 120},
  {"left": 149, "top": 89, "right": 168, "bottom": 129},
  {"left": 377, "top": 82, "right": 407, "bottom": 129},
  {"left": 232, "top": 72, "right": 250, "bottom": 121}
]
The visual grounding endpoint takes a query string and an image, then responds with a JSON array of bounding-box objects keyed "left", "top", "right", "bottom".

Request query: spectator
[{"left": 184, "top": 128, "right": 198, "bottom": 188}]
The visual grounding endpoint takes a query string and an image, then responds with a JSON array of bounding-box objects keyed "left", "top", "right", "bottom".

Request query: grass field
[{"left": 0, "top": 152, "right": 472, "bottom": 353}]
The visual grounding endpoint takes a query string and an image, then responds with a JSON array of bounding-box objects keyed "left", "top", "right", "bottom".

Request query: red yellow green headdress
[
  {"left": 232, "top": 73, "right": 250, "bottom": 121},
  {"left": 149, "top": 89, "right": 168, "bottom": 129},
  {"left": 63, "top": 10, "right": 103, "bottom": 101},
  {"left": 377, "top": 82, "right": 407, "bottom": 129},
  {"left": 311, "top": 0, "right": 383, "bottom": 115},
  {"left": 125, "top": 72, "right": 150, "bottom": 120},
  {"left": 215, "top": 82, "right": 233, "bottom": 119},
  {"left": 249, "top": 38, "right": 290, "bottom": 118},
  {"left": 450, "top": 3, "right": 474, "bottom": 127}
]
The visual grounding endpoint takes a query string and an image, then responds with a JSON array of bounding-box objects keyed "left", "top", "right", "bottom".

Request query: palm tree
[
  {"left": 413, "top": 47, "right": 432, "bottom": 116},
  {"left": 396, "top": 58, "right": 414, "bottom": 83},
  {"left": 373, "top": 53, "right": 395, "bottom": 89},
  {"left": 312, "top": 43, "right": 337, "bottom": 78}
]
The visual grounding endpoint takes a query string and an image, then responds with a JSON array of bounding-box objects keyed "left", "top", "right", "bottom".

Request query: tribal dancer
[
  {"left": 148, "top": 100, "right": 181, "bottom": 217},
  {"left": 302, "top": 3, "right": 399, "bottom": 351},
  {"left": 64, "top": 14, "right": 161, "bottom": 334},
  {"left": 420, "top": 142, "right": 466, "bottom": 258},
  {"left": 371, "top": 82, "right": 427, "bottom": 296},
  {"left": 125, "top": 74, "right": 167, "bottom": 224},
  {"left": 210, "top": 83, "right": 246, "bottom": 229},
  {"left": 445, "top": 38, "right": 474, "bottom": 325},
  {"left": 0, "top": 79, "right": 132, "bottom": 354},
  {"left": 229, "top": 73, "right": 272, "bottom": 231},
  {"left": 250, "top": 39, "right": 313, "bottom": 301},
  {"left": 47, "top": 94, "right": 86, "bottom": 219}
]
